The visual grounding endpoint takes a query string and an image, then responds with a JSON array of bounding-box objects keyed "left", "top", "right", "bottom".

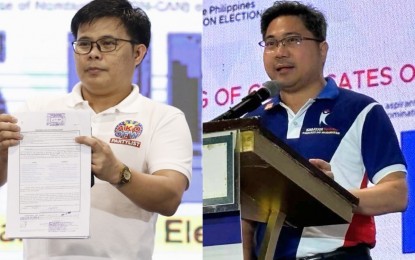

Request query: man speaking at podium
[
  {"left": 242, "top": 1, "right": 408, "bottom": 259},
  {"left": 0, "top": 0, "right": 192, "bottom": 259}
]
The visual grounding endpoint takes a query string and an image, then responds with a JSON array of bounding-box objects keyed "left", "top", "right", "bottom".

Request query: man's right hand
[
  {"left": 0, "top": 114, "right": 22, "bottom": 157},
  {"left": 0, "top": 114, "right": 22, "bottom": 186}
]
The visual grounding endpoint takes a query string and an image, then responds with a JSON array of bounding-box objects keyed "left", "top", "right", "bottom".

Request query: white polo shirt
[{"left": 21, "top": 83, "right": 193, "bottom": 260}]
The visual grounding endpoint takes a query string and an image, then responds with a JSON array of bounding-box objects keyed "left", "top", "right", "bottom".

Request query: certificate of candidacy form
[{"left": 5, "top": 111, "right": 91, "bottom": 239}]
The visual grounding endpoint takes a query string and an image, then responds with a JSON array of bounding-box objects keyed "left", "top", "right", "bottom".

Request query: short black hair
[
  {"left": 261, "top": 1, "right": 327, "bottom": 41},
  {"left": 71, "top": 0, "right": 151, "bottom": 48}
]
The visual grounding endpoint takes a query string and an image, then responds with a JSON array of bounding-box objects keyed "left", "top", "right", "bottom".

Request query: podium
[{"left": 203, "top": 117, "right": 359, "bottom": 260}]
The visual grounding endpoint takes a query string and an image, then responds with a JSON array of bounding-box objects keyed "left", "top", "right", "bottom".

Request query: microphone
[{"left": 211, "top": 81, "right": 280, "bottom": 121}]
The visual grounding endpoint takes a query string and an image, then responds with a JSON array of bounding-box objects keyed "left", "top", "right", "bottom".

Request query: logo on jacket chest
[{"left": 109, "top": 120, "right": 143, "bottom": 148}]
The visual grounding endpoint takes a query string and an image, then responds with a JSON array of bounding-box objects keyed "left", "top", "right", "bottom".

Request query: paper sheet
[{"left": 5, "top": 111, "right": 91, "bottom": 238}]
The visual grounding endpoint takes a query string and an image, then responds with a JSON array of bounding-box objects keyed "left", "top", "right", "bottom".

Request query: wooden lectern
[{"left": 203, "top": 117, "right": 359, "bottom": 260}]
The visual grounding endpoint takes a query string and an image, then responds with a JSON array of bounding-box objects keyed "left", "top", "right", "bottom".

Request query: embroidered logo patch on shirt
[
  {"left": 319, "top": 109, "right": 330, "bottom": 126},
  {"left": 302, "top": 109, "right": 340, "bottom": 135},
  {"left": 110, "top": 120, "right": 143, "bottom": 148}
]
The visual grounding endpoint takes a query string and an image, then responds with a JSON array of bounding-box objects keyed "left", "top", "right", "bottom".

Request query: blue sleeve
[{"left": 361, "top": 104, "right": 407, "bottom": 181}]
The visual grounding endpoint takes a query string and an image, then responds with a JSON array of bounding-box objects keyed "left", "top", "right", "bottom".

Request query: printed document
[{"left": 6, "top": 111, "right": 91, "bottom": 238}]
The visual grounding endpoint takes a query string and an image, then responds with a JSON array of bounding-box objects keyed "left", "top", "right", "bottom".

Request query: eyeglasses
[
  {"left": 72, "top": 37, "right": 137, "bottom": 55},
  {"left": 258, "top": 35, "right": 322, "bottom": 52}
]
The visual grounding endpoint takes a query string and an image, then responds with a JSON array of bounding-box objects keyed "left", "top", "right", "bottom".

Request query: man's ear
[
  {"left": 320, "top": 41, "right": 329, "bottom": 65},
  {"left": 134, "top": 44, "right": 147, "bottom": 66}
]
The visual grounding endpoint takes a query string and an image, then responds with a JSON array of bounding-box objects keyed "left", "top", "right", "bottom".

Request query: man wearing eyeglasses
[
  {"left": 243, "top": 1, "right": 407, "bottom": 260},
  {"left": 0, "top": 0, "right": 192, "bottom": 259}
]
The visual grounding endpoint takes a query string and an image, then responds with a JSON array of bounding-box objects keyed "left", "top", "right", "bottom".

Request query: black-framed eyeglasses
[
  {"left": 258, "top": 35, "right": 323, "bottom": 52},
  {"left": 72, "top": 37, "right": 138, "bottom": 55}
]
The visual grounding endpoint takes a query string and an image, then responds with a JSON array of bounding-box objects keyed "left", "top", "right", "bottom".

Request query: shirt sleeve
[
  {"left": 361, "top": 103, "right": 407, "bottom": 183},
  {"left": 146, "top": 108, "right": 193, "bottom": 186}
]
